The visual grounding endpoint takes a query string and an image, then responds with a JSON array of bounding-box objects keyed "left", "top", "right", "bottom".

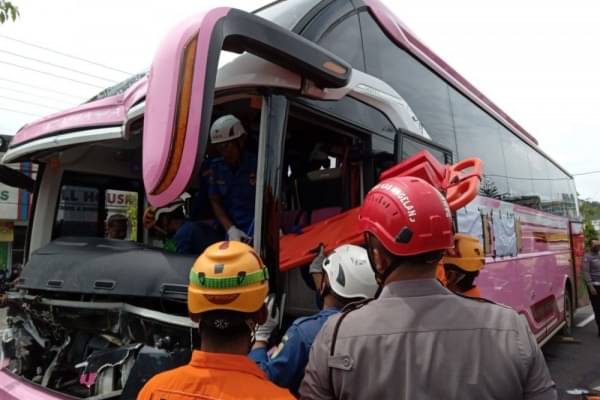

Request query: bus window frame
[{"left": 255, "top": 93, "right": 289, "bottom": 297}]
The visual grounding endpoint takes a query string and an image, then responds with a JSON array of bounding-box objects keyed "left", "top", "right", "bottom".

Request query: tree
[
  {"left": 0, "top": 1, "right": 19, "bottom": 24},
  {"left": 583, "top": 220, "right": 598, "bottom": 250},
  {"left": 579, "top": 198, "right": 600, "bottom": 249}
]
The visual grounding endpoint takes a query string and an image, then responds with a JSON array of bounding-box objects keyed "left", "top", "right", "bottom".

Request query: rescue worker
[
  {"left": 143, "top": 195, "right": 221, "bottom": 254},
  {"left": 583, "top": 239, "right": 600, "bottom": 336},
  {"left": 443, "top": 233, "right": 485, "bottom": 298},
  {"left": 300, "top": 176, "right": 557, "bottom": 399},
  {"left": 249, "top": 244, "right": 377, "bottom": 395},
  {"left": 209, "top": 115, "right": 257, "bottom": 243},
  {"left": 137, "top": 241, "right": 294, "bottom": 400}
]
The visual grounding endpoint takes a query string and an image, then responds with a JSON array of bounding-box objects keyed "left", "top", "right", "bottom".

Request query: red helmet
[{"left": 359, "top": 176, "right": 453, "bottom": 256}]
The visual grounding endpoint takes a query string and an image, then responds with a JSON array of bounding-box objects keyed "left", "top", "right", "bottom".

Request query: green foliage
[
  {"left": 583, "top": 220, "right": 598, "bottom": 250},
  {"left": 0, "top": 1, "right": 19, "bottom": 24}
]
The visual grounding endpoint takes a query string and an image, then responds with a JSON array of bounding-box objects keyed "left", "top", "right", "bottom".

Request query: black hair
[
  {"left": 198, "top": 310, "right": 252, "bottom": 341},
  {"left": 444, "top": 263, "right": 480, "bottom": 292}
]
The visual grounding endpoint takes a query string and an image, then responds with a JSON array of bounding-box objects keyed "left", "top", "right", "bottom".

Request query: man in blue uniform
[
  {"left": 208, "top": 114, "right": 257, "bottom": 243},
  {"left": 249, "top": 244, "right": 377, "bottom": 395},
  {"left": 143, "top": 194, "right": 221, "bottom": 255}
]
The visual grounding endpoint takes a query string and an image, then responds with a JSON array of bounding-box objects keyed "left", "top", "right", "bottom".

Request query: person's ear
[{"left": 372, "top": 247, "right": 387, "bottom": 275}]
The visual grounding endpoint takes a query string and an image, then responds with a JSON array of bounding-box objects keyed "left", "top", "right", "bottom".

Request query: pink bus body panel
[
  {"left": 143, "top": 7, "right": 230, "bottom": 207},
  {"left": 9, "top": 77, "right": 148, "bottom": 148},
  {"left": 0, "top": 369, "right": 68, "bottom": 400},
  {"left": 469, "top": 197, "right": 571, "bottom": 339}
]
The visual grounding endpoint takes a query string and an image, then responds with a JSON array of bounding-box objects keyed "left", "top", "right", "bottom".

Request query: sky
[{"left": 0, "top": 0, "right": 599, "bottom": 200}]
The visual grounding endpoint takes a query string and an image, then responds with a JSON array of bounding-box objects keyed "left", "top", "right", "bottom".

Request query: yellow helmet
[
  {"left": 188, "top": 241, "right": 269, "bottom": 314},
  {"left": 443, "top": 234, "right": 485, "bottom": 272}
]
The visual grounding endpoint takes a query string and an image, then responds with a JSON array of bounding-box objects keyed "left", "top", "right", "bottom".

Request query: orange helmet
[
  {"left": 188, "top": 241, "right": 269, "bottom": 314},
  {"left": 443, "top": 233, "right": 484, "bottom": 272}
]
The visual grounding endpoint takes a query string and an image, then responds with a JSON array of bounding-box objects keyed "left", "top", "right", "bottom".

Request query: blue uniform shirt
[
  {"left": 208, "top": 150, "right": 257, "bottom": 233},
  {"left": 173, "top": 220, "right": 222, "bottom": 255},
  {"left": 249, "top": 307, "right": 339, "bottom": 394}
]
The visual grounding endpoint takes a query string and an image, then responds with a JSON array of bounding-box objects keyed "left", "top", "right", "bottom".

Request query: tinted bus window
[
  {"left": 318, "top": 13, "right": 365, "bottom": 71},
  {"left": 548, "top": 163, "right": 576, "bottom": 217},
  {"left": 450, "top": 88, "right": 509, "bottom": 197},
  {"left": 255, "top": 0, "right": 322, "bottom": 30},
  {"left": 300, "top": 97, "right": 396, "bottom": 140},
  {"left": 402, "top": 135, "right": 447, "bottom": 165},
  {"left": 359, "top": 12, "right": 457, "bottom": 155},
  {"left": 501, "top": 129, "right": 534, "bottom": 201},
  {"left": 528, "top": 151, "right": 553, "bottom": 211}
]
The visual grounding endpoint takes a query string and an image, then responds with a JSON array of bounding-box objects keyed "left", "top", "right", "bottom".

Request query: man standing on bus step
[
  {"left": 249, "top": 244, "right": 377, "bottom": 396},
  {"left": 209, "top": 115, "right": 257, "bottom": 243},
  {"left": 583, "top": 239, "right": 600, "bottom": 336},
  {"left": 299, "top": 176, "right": 557, "bottom": 399},
  {"left": 442, "top": 233, "right": 485, "bottom": 298},
  {"left": 137, "top": 241, "right": 294, "bottom": 400}
]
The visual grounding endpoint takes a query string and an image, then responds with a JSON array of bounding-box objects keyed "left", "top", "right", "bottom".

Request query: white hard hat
[
  {"left": 210, "top": 114, "right": 247, "bottom": 144},
  {"left": 322, "top": 244, "right": 377, "bottom": 300},
  {"left": 154, "top": 192, "right": 191, "bottom": 221}
]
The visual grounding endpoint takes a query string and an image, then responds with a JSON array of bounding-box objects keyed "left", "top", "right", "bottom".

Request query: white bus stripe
[{"left": 576, "top": 314, "right": 595, "bottom": 328}]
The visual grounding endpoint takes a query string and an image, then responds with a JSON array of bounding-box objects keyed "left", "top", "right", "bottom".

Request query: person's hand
[
  {"left": 143, "top": 208, "right": 156, "bottom": 230},
  {"left": 309, "top": 244, "right": 326, "bottom": 275},
  {"left": 589, "top": 284, "right": 598, "bottom": 296},
  {"left": 227, "top": 226, "right": 250, "bottom": 243},
  {"left": 255, "top": 294, "right": 279, "bottom": 344}
]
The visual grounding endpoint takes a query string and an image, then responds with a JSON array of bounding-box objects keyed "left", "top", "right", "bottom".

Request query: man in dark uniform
[
  {"left": 249, "top": 245, "right": 377, "bottom": 395},
  {"left": 208, "top": 114, "right": 257, "bottom": 243},
  {"left": 300, "top": 176, "right": 556, "bottom": 399},
  {"left": 584, "top": 239, "right": 600, "bottom": 336}
]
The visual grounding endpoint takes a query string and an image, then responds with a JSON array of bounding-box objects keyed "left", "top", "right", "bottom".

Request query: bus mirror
[{"left": 143, "top": 7, "right": 352, "bottom": 206}]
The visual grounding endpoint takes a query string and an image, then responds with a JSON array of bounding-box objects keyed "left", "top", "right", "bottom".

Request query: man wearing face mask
[
  {"left": 138, "top": 241, "right": 293, "bottom": 400},
  {"left": 249, "top": 244, "right": 377, "bottom": 396},
  {"left": 583, "top": 239, "right": 600, "bottom": 336},
  {"left": 300, "top": 176, "right": 556, "bottom": 400}
]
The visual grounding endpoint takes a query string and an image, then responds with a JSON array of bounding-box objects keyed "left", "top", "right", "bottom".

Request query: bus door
[
  {"left": 569, "top": 220, "right": 588, "bottom": 308},
  {"left": 141, "top": 7, "right": 352, "bottom": 296}
]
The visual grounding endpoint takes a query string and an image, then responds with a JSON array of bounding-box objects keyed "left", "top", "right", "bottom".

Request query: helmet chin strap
[
  {"left": 365, "top": 235, "right": 402, "bottom": 298},
  {"left": 247, "top": 319, "right": 257, "bottom": 351}
]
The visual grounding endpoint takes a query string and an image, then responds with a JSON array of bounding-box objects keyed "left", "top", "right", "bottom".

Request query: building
[{"left": 0, "top": 134, "right": 37, "bottom": 270}]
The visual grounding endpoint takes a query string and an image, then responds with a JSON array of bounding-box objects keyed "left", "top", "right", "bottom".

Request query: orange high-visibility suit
[{"left": 137, "top": 351, "right": 294, "bottom": 400}]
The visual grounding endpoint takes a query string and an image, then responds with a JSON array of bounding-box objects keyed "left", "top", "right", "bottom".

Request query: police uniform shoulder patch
[{"left": 270, "top": 334, "right": 288, "bottom": 359}]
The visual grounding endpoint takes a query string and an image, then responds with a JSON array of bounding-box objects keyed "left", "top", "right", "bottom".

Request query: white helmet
[
  {"left": 154, "top": 192, "right": 191, "bottom": 221},
  {"left": 322, "top": 244, "right": 377, "bottom": 300},
  {"left": 210, "top": 114, "right": 247, "bottom": 144}
]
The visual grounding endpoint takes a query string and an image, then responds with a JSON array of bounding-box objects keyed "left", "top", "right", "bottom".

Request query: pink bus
[{"left": 0, "top": 1, "right": 583, "bottom": 398}]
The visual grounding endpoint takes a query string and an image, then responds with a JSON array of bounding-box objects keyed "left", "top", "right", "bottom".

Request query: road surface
[{"left": 544, "top": 306, "right": 600, "bottom": 399}]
